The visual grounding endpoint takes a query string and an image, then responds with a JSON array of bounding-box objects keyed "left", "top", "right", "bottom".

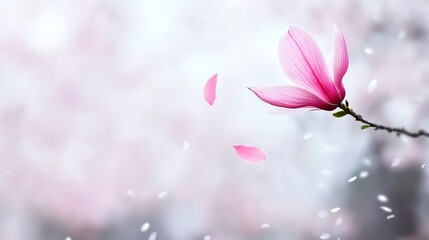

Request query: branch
[{"left": 336, "top": 102, "right": 429, "bottom": 138}]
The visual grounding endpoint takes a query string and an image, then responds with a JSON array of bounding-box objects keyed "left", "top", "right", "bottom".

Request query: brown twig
[{"left": 337, "top": 102, "right": 429, "bottom": 138}]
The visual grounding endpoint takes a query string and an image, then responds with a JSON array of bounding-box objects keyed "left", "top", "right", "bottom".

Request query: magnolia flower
[
  {"left": 248, "top": 25, "right": 429, "bottom": 138},
  {"left": 250, "top": 25, "right": 348, "bottom": 111}
]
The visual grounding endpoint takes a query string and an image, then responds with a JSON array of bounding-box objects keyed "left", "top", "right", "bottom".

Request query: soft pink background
[{"left": 1, "top": 0, "right": 428, "bottom": 239}]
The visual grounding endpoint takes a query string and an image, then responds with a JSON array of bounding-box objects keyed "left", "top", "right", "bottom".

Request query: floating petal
[
  {"left": 380, "top": 206, "right": 392, "bottom": 213},
  {"left": 330, "top": 207, "right": 341, "bottom": 213},
  {"left": 204, "top": 74, "right": 218, "bottom": 105},
  {"left": 148, "top": 232, "right": 157, "bottom": 240},
  {"left": 233, "top": 145, "right": 267, "bottom": 163},
  {"left": 141, "top": 223, "right": 150, "bottom": 232},
  {"left": 320, "top": 233, "right": 331, "bottom": 239},
  {"left": 348, "top": 176, "right": 357, "bottom": 182},
  {"left": 368, "top": 79, "right": 378, "bottom": 93},
  {"left": 377, "top": 194, "right": 388, "bottom": 203}
]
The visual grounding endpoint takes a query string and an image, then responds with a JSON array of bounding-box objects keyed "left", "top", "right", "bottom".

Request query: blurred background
[{"left": 1, "top": 0, "right": 429, "bottom": 239}]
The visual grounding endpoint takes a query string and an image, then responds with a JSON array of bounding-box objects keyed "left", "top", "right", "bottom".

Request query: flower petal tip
[
  {"left": 247, "top": 86, "right": 262, "bottom": 93},
  {"left": 287, "top": 25, "right": 299, "bottom": 32},
  {"left": 233, "top": 145, "right": 267, "bottom": 163},
  {"left": 204, "top": 73, "right": 218, "bottom": 105},
  {"left": 334, "top": 24, "right": 343, "bottom": 35},
  {"left": 248, "top": 87, "right": 266, "bottom": 99}
]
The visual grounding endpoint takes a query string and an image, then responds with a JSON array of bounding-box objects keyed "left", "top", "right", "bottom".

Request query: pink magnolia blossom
[{"left": 250, "top": 25, "right": 348, "bottom": 111}]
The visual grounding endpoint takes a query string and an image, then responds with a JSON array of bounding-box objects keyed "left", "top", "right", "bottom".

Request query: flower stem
[{"left": 338, "top": 103, "right": 429, "bottom": 138}]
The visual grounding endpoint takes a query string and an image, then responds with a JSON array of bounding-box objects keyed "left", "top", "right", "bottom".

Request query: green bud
[
  {"left": 361, "top": 125, "right": 371, "bottom": 130},
  {"left": 333, "top": 111, "right": 347, "bottom": 118}
]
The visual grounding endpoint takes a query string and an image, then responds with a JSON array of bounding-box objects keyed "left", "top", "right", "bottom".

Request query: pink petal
[
  {"left": 249, "top": 86, "right": 336, "bottom": 111},
  {"left": 278, "top": 27, "right": 341, "bottom": 104},
  {"left": 204, "top": 74, "right": 217, "bottom": 105},
  {"left": 233, "top": 145, "right": 266, "bottom": 163},
  {"left": 333, "top": 24, "right": 348, "bottom": 99}
]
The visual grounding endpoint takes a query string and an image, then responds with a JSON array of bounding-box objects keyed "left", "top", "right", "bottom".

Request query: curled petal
[
  {"left": 233, "top": 145, "right": 266, "bottom": 163},
  {"left": 249, "top": 86, "right": 337, "bottom": 111},
  {"left": 279, "top": 27, "right": 341, "bottom": 104},
  {"left": 204, "top": 74, "right": 218, "bottom": 105},
  {"left": 333, "top": 24, "right": 348, "bottom": 99}
]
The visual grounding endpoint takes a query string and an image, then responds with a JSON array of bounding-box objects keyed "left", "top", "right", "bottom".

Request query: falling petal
[
  {"left": 204, "top": 74, "right": 217, "bottom": 105},
  {"left": 359, "top": 171, "right": 369, "bottom": 178},
  {"left": 386, "top": 214, "right": 395, "bottom": 219},
  {"left": 422, "top": 164, "right": 426, "bottom": 169},
  {"left": 141, "top": 223, "right": 150, "bottom": 232},
  {"left": 348, "top": 176, "right": 357, "bottom": 182},
  {"left": 261, "top": 224, "right": 270, "bottom": 228},
  {"left": 158, "top": 191, "right": 168, "bottom": 199},
  {"left": 148, "top": 232, "right": 157, "bottom": 240},
  {"left": 377, "top": 194, "right": 388, "bottom": 203},
  {"left": 330, "top": 207, "right": 341, "bottom": 213},
  {"left": 204, "top": 236, "right": 211, "bottom": 240},
  {"left": 233, "top": 145, "right": 267, "bottom": 163},
  {"left": 380, "top": 206, "right": 392, "bottom": 213},
  {"left": 66, "top": 237, "right": 71, "bottom": 240},
  {"left": 367, "top": 79, "right": 378, "bottom": 93},
  {"left": 320, "top": 233, "right": 331, "bottom": 239}
]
